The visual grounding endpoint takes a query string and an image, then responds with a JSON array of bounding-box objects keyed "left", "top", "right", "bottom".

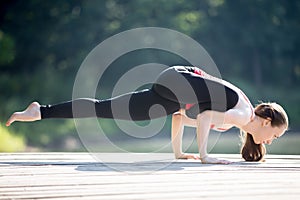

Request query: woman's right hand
[
  {"left": 200, "top": 156, "right": 232, "bottom": 164},
  {"left": 176, "top": 153, "right": 201, "bottom": 160}
]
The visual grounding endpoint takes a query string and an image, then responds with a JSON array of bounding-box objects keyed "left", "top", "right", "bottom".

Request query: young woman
[{"left": 6, "top": 66, "right": 288, "bottom": 164}]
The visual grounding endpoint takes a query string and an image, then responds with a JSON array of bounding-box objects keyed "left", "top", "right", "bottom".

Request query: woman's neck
[{"left": 241, "top": 115, "right": 258, "bottom": 135}]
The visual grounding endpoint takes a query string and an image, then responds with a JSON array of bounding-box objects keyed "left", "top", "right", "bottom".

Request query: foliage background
[{"left": 0, "top": 0, "right": 299, "bottom": 152}]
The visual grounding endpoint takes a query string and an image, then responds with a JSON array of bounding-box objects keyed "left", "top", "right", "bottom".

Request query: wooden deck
[{"left": 0, "top": 153, "right": 300, "bottom": 199}]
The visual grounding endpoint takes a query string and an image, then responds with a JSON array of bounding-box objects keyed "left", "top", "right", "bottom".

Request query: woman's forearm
[
  {"left": 171, "top": 109, "right": 199, "bottom": 158},
  {"left": 171, "top": 112, "right": 184, "bottom": 158},
  {"left": 196, "top": 112, "right": 212, "bottom": 159}
]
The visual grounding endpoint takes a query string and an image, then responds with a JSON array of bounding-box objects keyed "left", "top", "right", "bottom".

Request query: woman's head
[
  {"left": 252, "top": 102, "right": 288, "bottom": 144},
  {"left": 241, "top": 102, "right": 288, "bottom": 161}
]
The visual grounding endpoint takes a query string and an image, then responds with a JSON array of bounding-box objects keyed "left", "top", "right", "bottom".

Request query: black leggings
[{"left": 40, "top": 66, "right": 239, "bottom": 120}]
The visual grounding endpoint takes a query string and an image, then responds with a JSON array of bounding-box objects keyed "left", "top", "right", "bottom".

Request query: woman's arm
[
  {"left": 171, "top": 110, "right": 184, "bottom": 158},
  {"left": 196, "top": 111, "right": 232, "bottom": 164},
  {"left": 196, "top": 112, "right": 211, "bottom": 159},
  {"left": 171, "top": 109, "right": 232, "bottom": 163},
  {"left": 171, "top": 109, "right": 199, "bottom": 160}
]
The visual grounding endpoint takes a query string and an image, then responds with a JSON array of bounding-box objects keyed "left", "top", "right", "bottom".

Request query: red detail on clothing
[
  {"left": 193, "top": 68, "right": 204, "bottom": 76},
  {"left": 185, "top": 103, "right": 195, "bottom": 110},
  {"left": 184, "top": 67, "right": 204, "bottom": 111},
  {"left": 217, "top": 127, "right": 229, "bottom": 131},
  {"left": 210, "top": 124, "right": 229, "bottom": 131}
]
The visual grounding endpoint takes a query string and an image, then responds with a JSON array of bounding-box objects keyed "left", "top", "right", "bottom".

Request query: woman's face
[{"left": 252, "top": 119, "right": 287, "bottom": 145}]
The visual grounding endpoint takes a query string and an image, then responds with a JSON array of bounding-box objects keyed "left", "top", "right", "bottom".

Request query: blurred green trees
[{"left": 0, "top": 0, "right": 299, "bottom": 151}]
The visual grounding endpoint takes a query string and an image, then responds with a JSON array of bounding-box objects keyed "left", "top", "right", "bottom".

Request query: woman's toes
[{"left": 6, "top": 113, "right": 17, "bottom": 126}]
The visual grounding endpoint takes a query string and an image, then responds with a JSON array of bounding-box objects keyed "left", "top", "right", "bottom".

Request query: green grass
[{"left": 0, "top": 123, "right": 26, "bottom": 152}]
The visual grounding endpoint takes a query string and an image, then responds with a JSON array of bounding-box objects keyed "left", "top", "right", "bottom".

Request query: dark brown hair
[{"left": 241, "top": 103, "right": 288, "bottom": 161}]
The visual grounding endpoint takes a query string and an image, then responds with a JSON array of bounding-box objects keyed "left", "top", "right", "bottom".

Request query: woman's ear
[{"left": 262, "top": 117, "right": 272, "bottom": 127}]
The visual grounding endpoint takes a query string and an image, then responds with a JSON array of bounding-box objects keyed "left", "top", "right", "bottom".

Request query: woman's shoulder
[{"left": 225, "top": 89, "right": 255, "bottom": 127}]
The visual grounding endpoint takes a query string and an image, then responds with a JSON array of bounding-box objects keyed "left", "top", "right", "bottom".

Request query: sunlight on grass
[{"left": 0, "top": 123, "right": 25, "bottom": 152}]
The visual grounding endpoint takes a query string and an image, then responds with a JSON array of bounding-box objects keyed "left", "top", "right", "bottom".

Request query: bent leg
[{"left": 153, "top": 66, "right": 238, "bottom": 114}]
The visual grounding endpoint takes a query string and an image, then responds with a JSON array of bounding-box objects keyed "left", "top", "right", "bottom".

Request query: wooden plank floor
[{"left": 0, "top": 153, "right": 300, "bottom": 199}]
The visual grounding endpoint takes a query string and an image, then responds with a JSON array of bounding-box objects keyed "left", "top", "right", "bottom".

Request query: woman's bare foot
[{"left": 6, "top": 102, "right": 41, "bottom": 126}]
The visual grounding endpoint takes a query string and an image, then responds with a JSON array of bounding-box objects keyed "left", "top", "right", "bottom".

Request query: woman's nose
[{"left": 266, "top": 140, "right": 273, "bottom": 145}]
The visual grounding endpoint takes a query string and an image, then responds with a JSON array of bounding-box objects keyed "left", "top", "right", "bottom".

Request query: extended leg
[{"left": 40, "top": 89, "right": 180, "bottom": 121}]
